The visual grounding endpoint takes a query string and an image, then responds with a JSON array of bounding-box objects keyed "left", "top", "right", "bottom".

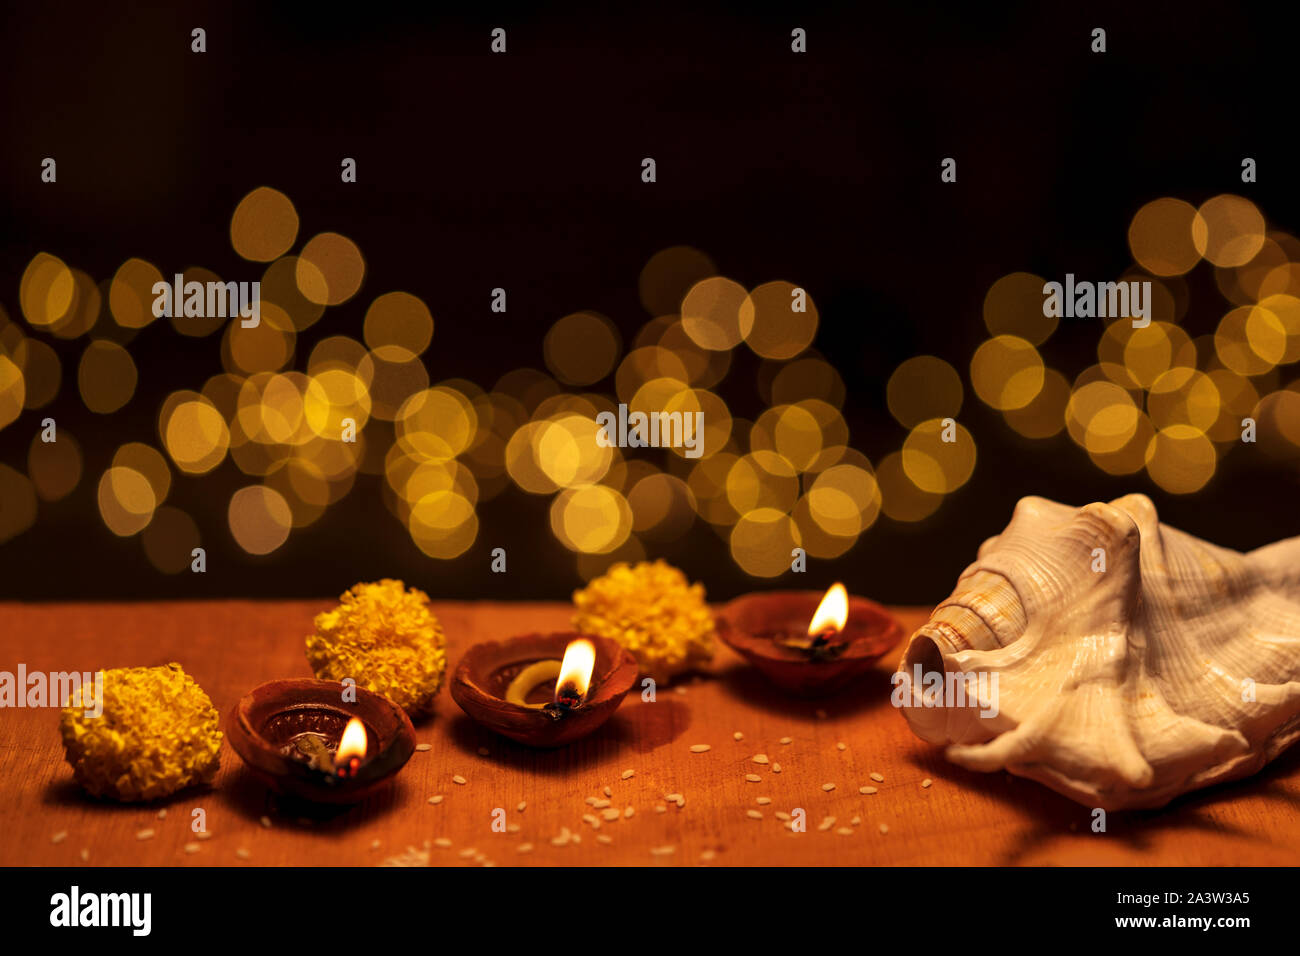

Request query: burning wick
[
  {"left": 503, "top": 638, "right": 597, "bottom": 719},
  {"left": 553, "top": 638, "right": 596, "bottom": 711},
  {"left": 774, "top": 582, "right": 850, "bottom": 658},
  {"left": 334, "top": 717, "right": 367, "bottom": 778}
]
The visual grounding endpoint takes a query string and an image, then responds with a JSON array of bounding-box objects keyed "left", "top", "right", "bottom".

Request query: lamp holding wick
[{"left": 333, "top": 716, "right": 368, "bottom": 778}]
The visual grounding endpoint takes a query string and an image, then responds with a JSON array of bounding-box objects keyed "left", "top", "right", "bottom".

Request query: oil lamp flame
[
  {"left": 335, "top": 716, "right": 367, "bottom": 775},
  {"left": 808, "top": 583, "right": 849, "bottom": 638},
  {"left": 555, "top": 638, "right": 596, "bottom": 707}
]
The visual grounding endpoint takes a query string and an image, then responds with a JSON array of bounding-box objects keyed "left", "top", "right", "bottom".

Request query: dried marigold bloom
[
  {"left": 572, "top": 560, "right": 715, "bottom": 683},
  {"left": 306, "top": 578, "right": 447, "bottom": 717},
  {"left": 59, "top": 662, "right": 222, "bottom": 801}
]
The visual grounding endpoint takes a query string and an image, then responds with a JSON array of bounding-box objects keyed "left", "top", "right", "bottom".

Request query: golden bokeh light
[
  {"left": 1127, "top": 198, "right": 1201, "bottom": 276},
  {"left": 97, "top": 466, "right": 157, "bottom": 537},
  {"left": 19, "top": 253, "right": 75, "bottom": 329},
  {"left": 0, "top": 464, "right": 38, "bottom": 544},
  {"left": 230, "top": 186, "right": 300, "bottom": 262},
  {"left": 78, "top": 340, "right": 137, "bottom": 414},
  {"left": 228, "top": 485, "right": 293, "bottom": 555},
  {"left": 296, "top": 232, "right": 365, "bottom": 306},
  {"left": 730, "top": 508, "right": 801, "bottom": 577},
  {"left": 1191, "top": 194, "right": 1266, "bottom": 268},
  {"left": 738, "top": 281, "right": 818, "bottom": 360},
  {"left": 1002, "top": 367, "right": 1069, "bottom": 438},
  {"left": 638, "top": 246, "right": 717, "bottom": 316},
  {"left": 108, "top": 258, "right": 165, "bottom": 329},
  {"left": 876, "top": 451, "right": 943, "bottom": 522},
  {"left": 901, "top": 418, "right": 976, "bottom": 494},
  {"left": 887, "top": 356, "right": 963, "bottom": 427},
  {"left": 1145, "top": 425, "right": 1217, "bottom": 493},
  {"left": 544, "top": 311, "right": 621, "bottom": 386},
  {"left": 27, "top": 431, "right": 82, "bottom": 501},
  {"left": 161, "top": 392, "right": 231, "bottom": 474},
  {"left": 0, "top": 355, "right": 25, "bottom": 429},
  {"left": 982, "top": 272, "right": 1057, "bottom": 345},
  {"left": 551, "top": 484, "right": 632, "bottom": 554},
  {"left": 680, "top": 276, "right": 748, "bottom": 351},
  {"left": 970, "top": 335, "right": 1044, "bottom": 410},
  {"left": 141, "top": 506, "right": 201, "bottom": 574},
  {"left": 364, "top": 291, "right": 434, "bottom": 358}
]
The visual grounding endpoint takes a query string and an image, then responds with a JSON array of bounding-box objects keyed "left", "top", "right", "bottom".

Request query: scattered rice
[
  {"left": 602, "top": 808, "right": 621, "bottom": 821},
  {"left": 836, "top": 827, "right": 853, "bottom": 836},
  {"left": 434, "top": 838, "right": 452, "bottom": 848},
  {"left": 779, "top": 736, "right": 793, "bottom": 745},
  {"left": 775, "top": 811, "right": 792, "bottom": 821},
  {"left": 756, "top": 797, "right": 772, "bottom": 805},
  {"left": 370, "top": 839, "right": 381, "bottom": 850},
  {"left": 746, "top": 809, "right": 764, "bottom": 819},
  {"left": 650, "top": 845, "right": 676, "bottom": 856},
  {"left": 415, "top": 743, "right": 432, "bottom": 752},
  {"left": 452, "top": 775, "right": 467, "bottom": 785},
  {"left": 655, "top": 805, "right": 667, "bottom": 814},
  {"left": 870, "top": 772, "right": 884, "bottom": 782},
  {"left": 79, "top": 848, "right": 89, "bottom": 862},
  {"left": 621, "top": 769, "right": 635, "bottom": 780},
  {"left": 922, "top": 778, "right": 933, "bottom": 789},
  {"left": 745, "top": 773, "right": 762, "bottom": 783},
  {"left": 624, "top": 806, "right": 634, "bottom": 818},
  {"left": 700, "top": 849, "right": 717, "bottom": 861},
  {"left": 260, "top": 815, "right": 272, "bottom": 829},
  {"left": 859, "top": 786, "right": 878, "bottom": 795},
  {"left": 879, "top": 823, "right": 890, "bottom": 834},
  {"left": 821, "top": 783, "right": 836, "bottom": 792},
  {"left": 591, "top": 798, "right": 611, "bottom": 809},
  {"left": 689, "top": 744, "right": 711, "bottom": 753},
  {"left": 818, "top": 816, "right": 836, "bottom": 831},
  {"left": 428, "top": 795, "right": 444, "bottom": 805},
  {"left": 772, "top": 763, "right": 782, "bottom": 773},
  {"left": 602, "top": 786, "right": 612, "bottom": 798},
  {"left": 836, "top": 742, "right": 847, "bottom": 751},
  {"left": 195, "top": 831, "right": 213, "bottom": 841},
  {"left": 596, "top": 834, "right": 613, "bottom": 845},
  {"left": 582, "top": 814, "right": 601, "bottom": 829},
  {"left": 752, "top": 754, "right": 769, "bottom": 765},
  {"left": 459, "top": 847, "right": 478, "bottom": 858},
  {"left": 733, "top": 731, "right": 744, "bottom": 741},
  {"left": 517, "top": 843, "right": 534, "bottom": 853},
  {"left": 664, "top": 792, "right": 682, "bottom": 802},
  {"left": 136, "top": 828, "right": 155, "bottom": 841},
  {"left": 157, "top": 808, "right": 168, "bottom": 820},
  {"left": 517, "top": 800, "right": 526, "bottom": 812},
  {"left": 235, "top": 847, "right": 250, "bottom": 859},
  {"left": 851, "top": 815, "right": 861, "bottom": 826},
  {"left": 507, "top": 823, "right": 520, "bottom": 833},
  {"left": 51, "top": 831, "right": 67, "bottom": 845}
]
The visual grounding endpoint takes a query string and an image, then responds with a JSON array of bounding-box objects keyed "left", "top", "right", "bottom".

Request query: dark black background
[{"left": 2, "top": 1, "right": 1297, "bottom": 603}]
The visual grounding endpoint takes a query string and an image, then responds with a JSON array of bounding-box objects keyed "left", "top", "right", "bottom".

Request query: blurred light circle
[
  {"left": 1145, "top": 425, "right": 1216, "bottom": 493},
  {"left": 1191, "top": 194, "right": 1266, "bottom": 268},
  {"left": 97, "top": 466, "right": 156, "bottom": 536},
  {"left": 1127, "top": 198, "right": 1201, "bottom": 276},
  {"left": 887, "top": 356, "right": 963, "bottom": 427},
  {"left": 142, "top": 506, "right": 200, "bottom": 573},
  {"left": 228, "top": 485, "right": 292, "bottom": 554},
  {"left": 0, "top": 464, "right": 38, "bottom": 543},
  {"left": 27, "top": 430, "right": 81, "bottom": 501},
  {"left": 901, "top": 418, "right": 976, "bottom": 493},
  {"left": 639, "top": 246, "right": 717, "bottom": 316},
  {"left": 78, "top": 340, "right": 137, "bottom": 414},
  {"left": 364, "top": 291, "right": 434, "bottom": 357},
  {"left": 296, "top": 232, "right": 365, "bottom": 306},
  {"left": 230, "top": 187, "right": 300, "bottom": 262},
  {"left": 982, "top": 272, "right": 1057, "bottom": 344},
  {"left": 681, "top": 277, "right": 748, "bottom": 351},
  {"left": 730, "top": 508, "right": 800, "bottom": 577},
  {"left": 970, "top": 335, "right": 1044, "bottom": 410},
  {"left": 738, "top": 281, "right": 818, "bottom": 359},
  {"left": 544, "top": 311, "right": 621, "bottom": 386}
]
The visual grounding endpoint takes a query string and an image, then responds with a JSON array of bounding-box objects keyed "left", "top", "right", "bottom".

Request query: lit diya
[
  {"left": 226, "top": 678, "right": 416, "bottom": 804},
  {"left": 451, "top": 633, "right": 638, "bottom": 747},
  {"left": 716, "top": 583, "right": 904, "bottom": 696}
]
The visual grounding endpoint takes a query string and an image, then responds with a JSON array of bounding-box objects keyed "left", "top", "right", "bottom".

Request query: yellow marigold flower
[
  {"left": 572, "top": 560, "right": 715, "bottom": 683},
  {"left": 59, "top": 663, "right": 222, "bottom": 802},
  {"left": 306, "top": 579, "right": 447, "bottom": 717}
]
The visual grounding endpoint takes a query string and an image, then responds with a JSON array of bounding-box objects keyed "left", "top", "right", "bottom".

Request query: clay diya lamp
[
  {"left": 227, "top": 678, "right": 416, "bottom": 804},
  {"left": 716, "top": 582, "right": 904, "bottom": 696},
  {"left": 451, "top": 632, "right": 638, "bottom": 747}
]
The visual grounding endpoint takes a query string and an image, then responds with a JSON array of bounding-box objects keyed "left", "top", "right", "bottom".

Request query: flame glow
[
  {"left": 335, "top": 716, "right": 368, "bottom": 765},
  {"left": 808, "top": 582, "right": 849, "bottom": 637},
  {"left": 555, "top": 637, "right": 596, "bottom": 703}
]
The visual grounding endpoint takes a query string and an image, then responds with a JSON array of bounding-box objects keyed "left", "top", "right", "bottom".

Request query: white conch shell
[{"left": 898, "top": 493, "right": 1300, "bottom": 810}]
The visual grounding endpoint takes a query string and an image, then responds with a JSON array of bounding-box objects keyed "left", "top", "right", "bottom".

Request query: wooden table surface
[{"left": 2, "top": 599, "right": 1298, "bottom": 866}]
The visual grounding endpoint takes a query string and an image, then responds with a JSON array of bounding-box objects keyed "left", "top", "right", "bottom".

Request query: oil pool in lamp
[
  {"left": 717, "top": 582, "right": 904, "bottom": 696},
  {"left": 451, "top": 633, "right": 638, "bottom": 747},
  {"left": 226, "top": 678, "right": 417, "bottom": 805}
]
